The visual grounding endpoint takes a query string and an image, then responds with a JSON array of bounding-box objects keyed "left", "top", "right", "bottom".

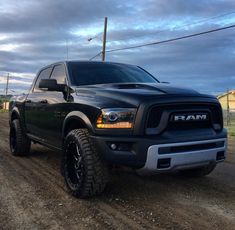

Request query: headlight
[{"left": 96, "top": 108, "right": 136, "bottom": 129}]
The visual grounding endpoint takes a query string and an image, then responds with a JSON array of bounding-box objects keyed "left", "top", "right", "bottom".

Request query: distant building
[
  {"left": 218, "top": 90, "right": 235, "bottom": 112},
  {"left": 2, "top": 102, "right": 9, "bottom": 110}
]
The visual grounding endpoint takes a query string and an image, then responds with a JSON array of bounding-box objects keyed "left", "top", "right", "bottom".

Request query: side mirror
[{"left": 39, "top": 79, "right": 66, "bottom": 92}]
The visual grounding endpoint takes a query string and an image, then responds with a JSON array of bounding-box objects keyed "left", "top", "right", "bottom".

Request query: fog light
[{"left": 110, "top": 144, "right": 117, "bottom": 150}]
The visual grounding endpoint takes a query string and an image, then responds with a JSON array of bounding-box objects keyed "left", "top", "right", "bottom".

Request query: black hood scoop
[{"left": 109, "top": 83, "right": 167, "bottom": 93}]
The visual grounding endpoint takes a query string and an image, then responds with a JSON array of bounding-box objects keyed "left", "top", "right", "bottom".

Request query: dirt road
[{"left": 0, "top": 112, "right": 235, "bottom": 230}]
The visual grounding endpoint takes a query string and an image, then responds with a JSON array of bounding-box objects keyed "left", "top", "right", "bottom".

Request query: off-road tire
[
  {"left": 180, "top": 164, "right": 216, "bottom": 177},
  {"left": 9, "top": 119, "right": 31, "bottom": 156},
  {"left": 62, "top": 129, "right": 109, "bottom": 198}
]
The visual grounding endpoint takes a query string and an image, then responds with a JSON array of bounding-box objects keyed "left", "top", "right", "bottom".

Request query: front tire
[
  {"left": 180, "top": 164, "right": 216, "bottom": 177},
  {"left": 9, "top": 119, "right": 31, "bottom": 156},
  {"left": 62, "top": 129, "right": 109, "bottom": 198}
]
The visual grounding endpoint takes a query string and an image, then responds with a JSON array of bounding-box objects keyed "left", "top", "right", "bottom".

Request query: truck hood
[{"left": 73, "top": 83, "right": 215, "bottom": 108}]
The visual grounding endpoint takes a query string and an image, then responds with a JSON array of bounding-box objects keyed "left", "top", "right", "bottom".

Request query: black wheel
[
  {"left": 62, "top": 129, "right": 109, "bottom": 198},
  {"left": 9, "top": 119, "right": 31, "bottom": 156},
  {"left": 180, "top": 164, "right": 216, "bottom": 177}
]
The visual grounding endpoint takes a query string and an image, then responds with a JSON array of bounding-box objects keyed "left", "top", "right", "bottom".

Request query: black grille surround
[{"left": 146, "top": 103, "right": 223, "bottom": 135}]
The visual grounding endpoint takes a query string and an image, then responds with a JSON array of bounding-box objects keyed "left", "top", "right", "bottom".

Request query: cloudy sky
[{"left": 0, "top": 0, "right": 235, "bottom": 95}]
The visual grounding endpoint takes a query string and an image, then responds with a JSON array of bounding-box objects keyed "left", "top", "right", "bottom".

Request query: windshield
[{"left": 68, "top": 62, "right": 159, "bottom": 86}]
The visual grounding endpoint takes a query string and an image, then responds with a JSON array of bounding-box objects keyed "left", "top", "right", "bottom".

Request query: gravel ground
[{"left": 0, "top": 112, "right": 234, "bottom": 230}]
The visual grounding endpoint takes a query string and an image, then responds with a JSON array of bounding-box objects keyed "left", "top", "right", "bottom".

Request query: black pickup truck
[{"left": 9, "top": 61, "right": 227, "bottom": 198}]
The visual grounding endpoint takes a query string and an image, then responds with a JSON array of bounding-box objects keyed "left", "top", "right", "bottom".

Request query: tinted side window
[
  {"left": 50, "top": 65, "right": 66, "bottom": 84},
  {"left": 34, "top": 67, "right": 52, "bottom": 92}
]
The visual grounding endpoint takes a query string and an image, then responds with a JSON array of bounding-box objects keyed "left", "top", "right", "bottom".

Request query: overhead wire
[
  {"left": 89, "top": 11, "right": 235, "bottom": 60},
  {"left": 89, "top": 51, "right": 102, "bottom": 61},
  {"left": 106, "top": 24, "right": 235, "bottom": 53},
  {"left": 113, "top": 10, "right": 235, "bottom": 43}
]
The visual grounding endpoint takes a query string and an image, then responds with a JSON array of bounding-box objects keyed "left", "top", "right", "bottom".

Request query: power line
[
  {"left": 172, "top": 11, "right": 235, "bottom": 29},
  {"left": 106, "top": 24, "right": 235, "bottom": 53},
  {"left": 87, "top": 33, "right": 103, "bottom": 42},
  {"left": 89, "top": 51, "right": 102, "bottom": 61},
  {"left": 113, "top": 11, "right": 235, "bottom": 43},
  {"left": 89, "top": 23, "right": 235, "bottom": 60},
  {"left": 89, "top": 12, "right": 235, "bottom": 60}
]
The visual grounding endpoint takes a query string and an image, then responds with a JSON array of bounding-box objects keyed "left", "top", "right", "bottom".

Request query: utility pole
[
  {"left": 102, "top": 17, "right": 108, "bottom": 61},
  {"left": 5, "top": 73, "right": 9, "bottom": 98},
  {"left": 4, "top": 73, "right": 10, "bottom": 110},
  {"left": 227, "top": 88, "right": 230, "bottom": 126}
]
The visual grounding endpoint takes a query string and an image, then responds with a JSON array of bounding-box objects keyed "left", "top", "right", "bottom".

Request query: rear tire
[
  {"left": 9, "top": 119, "right": 31, "bottom": 156},
  {"left": 180, "top": 164, "right": 216, "bottom": 177},
  {"left": 62, "top": 129, "right": 109, "bottom": 198}
]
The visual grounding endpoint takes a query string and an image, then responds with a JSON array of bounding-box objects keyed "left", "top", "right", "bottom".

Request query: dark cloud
[
  {"left": 141, "top": 0, "right": 235, "bottom": 18},
  {"left": 0, "top": 0, "right": 234, "bottom": 94},
  {"left": 0, "top": 0, "right": 134, "bottom": 33}
]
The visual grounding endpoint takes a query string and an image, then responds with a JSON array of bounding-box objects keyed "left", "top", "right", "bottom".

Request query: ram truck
[{"left": 9, "top": 61, "right": 227, "bottom": 198}]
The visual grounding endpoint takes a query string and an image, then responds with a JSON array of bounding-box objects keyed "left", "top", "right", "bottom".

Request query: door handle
[{"left": 39, "top": 99, "right": 48, "bottom": 104}]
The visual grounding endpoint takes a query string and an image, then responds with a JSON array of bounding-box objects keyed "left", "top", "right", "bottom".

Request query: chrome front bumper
[{"left": 137, "top": 138, "right": 227, "bottom": 175}]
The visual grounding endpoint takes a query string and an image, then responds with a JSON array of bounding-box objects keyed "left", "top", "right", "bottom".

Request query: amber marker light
[
  {"left": 96, "top": 122, "right": 133, "bottom": 129},
  {"left": 96, "top": 114, "right": 103, "bottom": 124}
]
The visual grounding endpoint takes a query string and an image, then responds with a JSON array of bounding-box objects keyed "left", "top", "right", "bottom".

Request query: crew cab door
[
  {"left": 25, "top": 67, "right": 53, "bottom": 140},
  {"left": 25, "top": 64, "right": 68, "bottom": 148},
  {"left": 39, "top": 64, "right": 68, "bottom": 147}
]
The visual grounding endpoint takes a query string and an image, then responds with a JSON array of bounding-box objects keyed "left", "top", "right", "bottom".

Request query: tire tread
[
  {"left": 10, "top": 119, "right": 31, "bottom": 156},
  {"left": 63, "top": 129, "right": 109, "bottom": 198}
]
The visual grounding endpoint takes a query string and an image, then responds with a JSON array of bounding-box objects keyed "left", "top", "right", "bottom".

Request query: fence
[{"left": 223, "top": 110, "right": 235, "bottom": 136}]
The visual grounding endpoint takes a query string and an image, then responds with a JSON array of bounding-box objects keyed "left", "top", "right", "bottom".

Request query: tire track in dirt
[
  {"left": 0, "top": 140, "right": 158, "bottom": 229},
  {"left": 29, "top": 156, "right": 159, "bottom": 229},
  {"left": 1, "top": 119, "right": 150, "bottom": 229},
  {"left": 0, "top": 115, "right": 159, "bottom": 229},
  {"left": 0, "top": 155, "right": 74, "bottom": 230}
]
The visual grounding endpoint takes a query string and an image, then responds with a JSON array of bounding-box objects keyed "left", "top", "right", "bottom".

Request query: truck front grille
[{"left": 146, "top": 103, "right": 223, "bottom": 135}]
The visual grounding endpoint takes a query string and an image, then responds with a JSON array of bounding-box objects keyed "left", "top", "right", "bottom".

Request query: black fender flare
[
  {"left": 10, "top": 107, "right": 21, "bottom": 124},
  {"left": 62, "top": 111, "right": 94, "bottom": 138}
]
